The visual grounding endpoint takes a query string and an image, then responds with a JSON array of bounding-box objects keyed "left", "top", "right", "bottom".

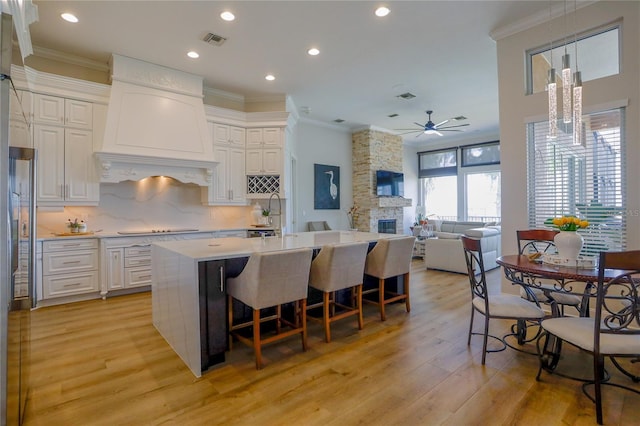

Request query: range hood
[{"left": 95, "top": 54, "right": 216, "bottom": 186}]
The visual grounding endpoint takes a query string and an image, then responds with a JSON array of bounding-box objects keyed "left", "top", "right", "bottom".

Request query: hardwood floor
[{"left": 23, "top": 260, "right": 640, "bottom": 425}]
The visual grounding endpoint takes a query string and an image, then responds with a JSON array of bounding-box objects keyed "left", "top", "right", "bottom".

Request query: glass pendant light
[
  {"left": 562, "top": 53, "right": 572, "bottom": 124},
  {"left": 548, "top": 68, "right": 558, "bottom": 139},
  {"left": 572, "top": 71, "right": 583, "bottom": 145}
]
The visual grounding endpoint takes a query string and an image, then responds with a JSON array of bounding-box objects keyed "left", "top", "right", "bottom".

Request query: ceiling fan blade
[
  {"left": 439, "top": 129, "right": 464, "bottom": 132},
  {"left": 434, "top": 130, "right": 444, "bottom": 136},
  {"left": 413, "top": 122, "right": 426, "bottom": 128},
  {"left": 435, "top": 119, "right": 449, "bottom": 127},
  {"left": 437, "top": 123, "right": 470, "bottom": 130},
  {"left": 397, "top": 130, "right": 424, "bottom": 135}
]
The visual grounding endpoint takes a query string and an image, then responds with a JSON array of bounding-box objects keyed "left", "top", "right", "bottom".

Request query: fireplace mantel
[{"left": 378, "top": 197, "right": 412, "bottom": 208}]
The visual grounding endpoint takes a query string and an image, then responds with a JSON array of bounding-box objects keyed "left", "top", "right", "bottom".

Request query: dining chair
[
  {"left": 363, "top": 236, "right": 415, "bottom": 321},
  {"left": 308, "top": 242, "right": 369, "bottom": 342},
  {"left": 516, "top": 229, "right": 583, "bottom": 315},
  {"left": 226, "top": 248, "right": 313, "bottom": 369},
  {"left": 536, "top": 250, "right": 640, "bottom": 425},
  {"left": 462, "top": 236, "right": 546, "bottom": 364}
]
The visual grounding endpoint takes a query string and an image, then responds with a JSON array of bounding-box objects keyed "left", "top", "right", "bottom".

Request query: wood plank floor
[{"left": 23, "top": 260, "right": 640, "bottom": 425}]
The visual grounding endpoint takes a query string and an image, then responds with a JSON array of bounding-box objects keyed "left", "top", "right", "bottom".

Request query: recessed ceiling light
[
  {"left": 375, "top": 6, "right": 390, "bottom": 17},
  {"left": 220, "top": 11, "right": 235, "bottom": 21},
  {"left": 61, "top": 13, "right": 78, "bottom": 23},
  {"left": 265, "top": 74, "right": 275, "bottom": 81},
  {"left": 307, "top": 48, "right": 320, "bottom": 56},
  {"left": 187, "top": 51, "right": 199, "bottom": 59}
]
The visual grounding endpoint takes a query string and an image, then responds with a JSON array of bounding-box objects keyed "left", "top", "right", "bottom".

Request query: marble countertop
[
  {"left": 37, "top": 226, "right": 275, "bottom": 241},
  {"left": 153, "top": 230, "right": 401, "bottom": 261}
]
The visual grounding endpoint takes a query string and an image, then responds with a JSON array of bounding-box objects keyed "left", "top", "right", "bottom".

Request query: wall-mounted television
[{"left": 376, "top": 170, "right": 404, "bottom": 197}]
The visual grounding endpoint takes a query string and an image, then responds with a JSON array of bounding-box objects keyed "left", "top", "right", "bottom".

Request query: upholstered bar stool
[
  {"left": 227, "top": 248, "right": 313, "bottom": 369},
  {"left": 363, "top": 236, "right": 416, "bottom": 321},
  {"left": 308, "top": 242, "right": 369, "bottom": 342}
]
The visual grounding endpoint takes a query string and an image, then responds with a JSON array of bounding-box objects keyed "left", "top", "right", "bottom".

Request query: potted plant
[{"left": 261, "top": 209, "right": 271, "bottom": 225}]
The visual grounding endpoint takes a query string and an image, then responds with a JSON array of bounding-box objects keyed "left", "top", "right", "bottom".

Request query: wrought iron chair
[
  {"left": 537, "top": 250, "right": 640, "bottom": 424},
  {"left": 462, "top": 236, "right": 545, "bottom": 364},
  {"left": 227, "top": 248, "right": 313, "bottom": 369},
  {"left": 517, "top": 229, "right": 583, "bottom": 315},
  {"left": 308, "top": 242, "right": 369, "bottom": 342}
]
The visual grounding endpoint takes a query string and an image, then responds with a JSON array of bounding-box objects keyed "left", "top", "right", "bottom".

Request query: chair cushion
[
  {"left": 542, "top": 317, "right": 640, "bottom": 355},
  {"left": 464, "top": 227, "right": 499, "bottom": 238},
  {"left": 519, "top": 286, "right": 582, "bottom": 306},
  {"left": 473, "top": 295, "right": 545, "bottom": 319}
]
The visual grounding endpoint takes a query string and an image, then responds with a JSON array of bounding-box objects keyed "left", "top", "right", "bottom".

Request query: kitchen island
[{"left": 151, "top": 231, "right": 401, "bottom": 377}]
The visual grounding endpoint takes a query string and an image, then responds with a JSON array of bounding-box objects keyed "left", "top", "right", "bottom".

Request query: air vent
[
  {"left": 333, "top": 118, "right": 345, "bottom": 123},
  {"left": 203, "top": 32, "right": 227, "bottom": 46},
  {"left": 453, "top": 115, "right": 467, "bottom": 121},
  {"left": 396, "top": 92, "right": 416, "bottom": 100},
  {"left": 388, "top": 113, "right": 399, "bottom": 118}
]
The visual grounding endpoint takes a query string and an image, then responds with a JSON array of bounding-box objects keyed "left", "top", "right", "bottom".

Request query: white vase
[{"left": 554, "top": 231, "right": 583, "bottom": 261}]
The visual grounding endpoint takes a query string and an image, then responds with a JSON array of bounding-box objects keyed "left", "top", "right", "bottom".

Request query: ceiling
[{"left": 26, "top": 1, "right": 557, "bottom": 147}]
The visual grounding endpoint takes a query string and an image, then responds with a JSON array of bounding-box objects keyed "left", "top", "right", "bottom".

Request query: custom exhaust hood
[{"left": 95, "top": 54, "right": 216, "bottom": 186}]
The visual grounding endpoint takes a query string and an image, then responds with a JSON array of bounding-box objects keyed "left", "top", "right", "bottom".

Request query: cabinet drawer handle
[
  {"left": 62, "top": 260, "right": 81, "bottom": 265},
  {"left": 60, "top": 243, "right": 81, "bottom": 248},
  {"left": 219, "top": 266, "right": 224, "bottom": 292},
  {"left": 63, "top": 282, "right": 82, "bottom": 288}
]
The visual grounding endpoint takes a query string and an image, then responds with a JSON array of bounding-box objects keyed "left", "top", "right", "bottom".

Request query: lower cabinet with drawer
[
  {"left": 41, "top": 238, "right": 99, "bottom": 300},
  {"left": 105, "top": 244, "right": 152, "bottom": 294}
]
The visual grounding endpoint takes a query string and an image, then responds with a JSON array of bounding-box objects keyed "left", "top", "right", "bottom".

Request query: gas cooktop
[{"left": 116, "top": 228, "right": 199, "bottom": 235}]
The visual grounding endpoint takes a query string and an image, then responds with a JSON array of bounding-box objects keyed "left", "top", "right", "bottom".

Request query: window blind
[{"left": 526, "top": 108, "right": 626, "bottom": 255}]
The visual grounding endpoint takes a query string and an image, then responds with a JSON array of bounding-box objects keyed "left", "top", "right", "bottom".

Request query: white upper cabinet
[
  {"left": 202, "top": 121, "right": 247, "bottom": 205},
  {"left": 213, "top": 123, "right": 245, "bottom": 148},
  {"left": 246, "top": 128, "right": 282, "bottom": 148},
  {"left": 33, "top": 94, "right": 93, "bottom": 129}
]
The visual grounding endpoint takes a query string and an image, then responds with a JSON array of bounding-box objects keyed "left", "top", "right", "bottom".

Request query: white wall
[
  {"left": 295, "top": 119, "right": 353, "bottom": 231},
  {"left": 497, "top": 1, "right": 640, "bottom": 290}
]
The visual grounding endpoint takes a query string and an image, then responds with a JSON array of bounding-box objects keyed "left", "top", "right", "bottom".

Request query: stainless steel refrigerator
[{"left": 2, "top": 13, "right": 36, "bottom": 426}]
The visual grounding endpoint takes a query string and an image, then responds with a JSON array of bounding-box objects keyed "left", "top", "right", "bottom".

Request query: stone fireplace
[{"left": 352, "top": 128, "right": 412, "bottom": 233}]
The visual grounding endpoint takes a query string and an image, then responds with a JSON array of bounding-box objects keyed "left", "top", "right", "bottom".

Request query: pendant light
[
  {"left": 547, "top": 1, "right": 557, "bottom": 140},
  {"left": 561, "top": 0, "right": 572, "bottom": 124},
  {"left": 572, "top": 0, "right": 583, "bottom": 146}
]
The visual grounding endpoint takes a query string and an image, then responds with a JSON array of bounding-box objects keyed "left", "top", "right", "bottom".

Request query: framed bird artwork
[{"left": 314, "top": 164, "right": 340, "bottom": 210}]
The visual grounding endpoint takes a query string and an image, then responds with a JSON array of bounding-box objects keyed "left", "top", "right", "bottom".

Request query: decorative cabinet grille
[{"left": 247, "top": 175, "right": 280, "bottom": 195}]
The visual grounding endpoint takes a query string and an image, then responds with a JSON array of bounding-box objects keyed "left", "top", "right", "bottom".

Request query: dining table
[{"left": 496, "top": 254, "right": 639, "bottom": 380}]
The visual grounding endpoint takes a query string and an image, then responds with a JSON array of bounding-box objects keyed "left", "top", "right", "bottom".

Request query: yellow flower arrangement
[{"left": 545, "top": 216, "right": 589, "bottom": 231}]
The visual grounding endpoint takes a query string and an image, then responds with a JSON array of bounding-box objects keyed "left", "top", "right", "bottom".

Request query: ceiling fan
[{"left": 396, "top": 110, "right": 469, "bottom": 137}]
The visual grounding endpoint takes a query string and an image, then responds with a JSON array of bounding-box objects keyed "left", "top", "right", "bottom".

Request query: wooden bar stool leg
[
  {"left": 379, "top": 278, "right": 386, "bottom": 321},
  {"left": 253, "top": 309, "right": 263, "bottom": 369},
  {"left": 276, "top": 304, "right": 282, "bottom": 333},
  {"left": 301, "top": 299, "right": 308, "bottom": 351},
  {"left": 323, "top": 292, "right": 331, "bottom": 343},
  {"left": 356, "top": 284, "right": 363, "bottom": 330},
  {"left": 404, "top": 272, "right": 411, "bottom": 313}
]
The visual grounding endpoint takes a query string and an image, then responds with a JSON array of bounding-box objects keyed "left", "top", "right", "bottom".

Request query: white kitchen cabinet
[
  {"left": 105, "top": 245, "right": 152, "bottom": 292},
  {"left": 246, "top": 147, "right": 282, "bottom": 175},
  {"left": 9, "top": 89, "right": 32, "bottom": 148},
  {"left": 41, "top": 238, "right": 99, "bottom": 300},
  {"left": 202, "top": 122, "right": 247, "bottom": 205},
  {"left": 246, "top": 127, "right": 282, "bottom": 148},
  {"left": 34, "top": 124, "right": 99, "bottom": 206},
  {"left": 33, "top": 93, "right": 93, "bottom": 129},
  {"left": 213, "top": 123, "right": 245, "bottom": 148}
]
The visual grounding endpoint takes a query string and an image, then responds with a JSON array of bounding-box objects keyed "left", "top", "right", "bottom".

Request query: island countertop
[
  {"left": 152, "top": 230, "right": 400, "bottom": 261},
  {"left": 151, "top": 230, "right": 406, "bottom": 377}
]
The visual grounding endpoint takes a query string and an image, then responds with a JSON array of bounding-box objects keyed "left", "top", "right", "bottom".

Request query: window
[
  {"left": 418, "top": 145, "right": 501, "bottom": 221},
  {"left": 526, "top": 23, "right": 620, "bottom": 95},
  {"left": 526, "top": 108, "right": 626, "bottom": 255}
]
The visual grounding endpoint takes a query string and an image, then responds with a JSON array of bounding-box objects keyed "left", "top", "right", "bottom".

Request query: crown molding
[
  {"left": 31, "top": 44, "right": 110, "bottom": 72},
  {"left": 490, "top": 0, "right": 598, "bottom": 41},
  {"left": 245, "top": 94, "right": 286, "bottom": 104},
  {"left": 14, "top": 65, "right": 110, "bottom": 103},
  {"left": 203, "top": 86, "right": 244, "bottom": 103}
]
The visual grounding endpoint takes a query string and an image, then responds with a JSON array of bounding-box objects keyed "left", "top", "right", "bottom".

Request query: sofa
[{"left": 423, "top": 220, "right": 501, "bottom": 274}]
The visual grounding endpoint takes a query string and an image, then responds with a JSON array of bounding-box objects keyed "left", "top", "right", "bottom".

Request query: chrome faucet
[{"left": 268, "top": 192, "right": 282, "bottom": 236}]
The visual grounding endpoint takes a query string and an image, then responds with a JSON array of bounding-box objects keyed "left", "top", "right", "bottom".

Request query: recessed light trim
[
  {"left": 265, "top": 74, "right": 275, "bottom": 81},
  {"left": 187, "top": 51, "right": 199, "bottom": 59},
  {"left": 220, "top": 11, "right": 235, "bottom": 21},
  {"left": 375, "top": 6, "right": 390, "bottom": 17},
  {"left": 307, "top": 48, "right": 320, "bottom": 56},
  {"left": 61, "top": 13, "right": 78, "bottom": 23}
]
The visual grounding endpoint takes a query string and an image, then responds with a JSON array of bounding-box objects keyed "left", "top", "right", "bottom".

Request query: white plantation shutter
[{"left": 526, "top": 108, "right": 626, "bottom": 255}]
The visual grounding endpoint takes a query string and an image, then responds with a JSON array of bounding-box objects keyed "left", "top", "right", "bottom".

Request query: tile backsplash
[{"left": 37, "top": 177, "right": 258, "bottom": 236}]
